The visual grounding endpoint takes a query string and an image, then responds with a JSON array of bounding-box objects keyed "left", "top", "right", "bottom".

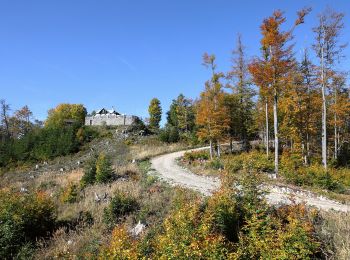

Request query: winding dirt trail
[{"left": 151, "top": 148, "right": 350, "bottom": 212}]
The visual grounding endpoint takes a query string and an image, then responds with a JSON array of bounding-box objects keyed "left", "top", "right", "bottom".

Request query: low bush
[
  {"left": 99, "top": 226, "right": 139, "bottom": 259},
  {"left": 60, "top": 183, "right": 79, "bottom": 203},
  {"left": 153, "top": 202, "right": 229, "bottom": 259},
  {"left": 80, "top": 155, "right": 97, "bottom": 188},
  {"left": 225, "top": 151, "right": 273, "bottom": 174},
  {"left": 183, "top": 150, "right": 209, "bottom": 162},
  {"left": 99, "top": 170, "right": 323, "bottom": 259},
  {"left": 281, "top": 165, "right": 346, "bottom": 193},
  {"left": 103, "top": 191, "right": 139, "bottom": 228},
  {"left": 0, "top": 191, "right": 56, "bottom": 258},
  {"left": 208, "top": 157, "right": 224, "bottom": 170},
  {"left": 96, "top": 153, "right": 114, "bottom": 184},
  {"left": 76, "top": 126, "right": 99, "bottom": 144}
]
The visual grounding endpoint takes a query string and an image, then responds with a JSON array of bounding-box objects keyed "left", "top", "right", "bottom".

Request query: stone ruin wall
[{"left": 85, "top": 114, "right": 137, "bottom": 126}]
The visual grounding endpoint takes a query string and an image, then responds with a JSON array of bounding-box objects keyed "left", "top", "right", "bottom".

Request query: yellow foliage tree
[
  {"left": 45, "top": 103, "right": 87, "bottom": 127},
  {"left": 196, "top": 53, "right": 230, "bottom": 158}
]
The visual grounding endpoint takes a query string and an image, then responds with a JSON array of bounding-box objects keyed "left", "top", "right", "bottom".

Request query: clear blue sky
[{"left": 0, "top": 0, "right": 349, "bottom": 124}]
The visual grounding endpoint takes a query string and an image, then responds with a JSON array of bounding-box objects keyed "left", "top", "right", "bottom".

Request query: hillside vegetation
[{"left": 0, "top": 6, "right": 349, "bottom": 260}]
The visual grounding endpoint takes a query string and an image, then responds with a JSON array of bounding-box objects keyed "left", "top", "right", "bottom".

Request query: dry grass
[
  {"left": 35, "top": 222, "right": 107, "bottom": 259},
  {"left": 130, "top": 137, "right": 188, "bottom": 160},
  {"left": 315, "top": 211, "right": 350, "bottom": 259}
]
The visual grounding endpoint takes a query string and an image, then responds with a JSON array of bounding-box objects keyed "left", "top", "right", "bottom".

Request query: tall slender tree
[
  {"left": 148, "top": 98, "right": 162, "bottom": 130},
  {"left": 227, "top": 34, "right": 255, "bottom": 151},
  {"left": 196, "top": 53, "right": 229, "bottom": 158},
  {"left": 249, "top": 9, "right": 310, "bottom": 176},
  {"left": 313, "top": 8, "right": 346, "bottom": 169}
]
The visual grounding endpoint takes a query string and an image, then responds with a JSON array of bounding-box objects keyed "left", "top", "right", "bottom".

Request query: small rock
[
  {"left": 94, "top": 192, "right": 101, "bottom": 203},
  {"left": 60, "top": 168, "right": 64, "bottom": 172},
  {"left": 20, "top": 187, "right": 28, "bottom": 193},
  {"left": 35, "top": 164, "right": 39, "bottom": 170},
  {"left": 130, "top": 221, "right": 146, "bottom": 237}
]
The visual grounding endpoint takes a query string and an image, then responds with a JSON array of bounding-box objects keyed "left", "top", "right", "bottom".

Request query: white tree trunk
[
  {"left": 334, "top": 119, "right": 338, "bottom": 159},
  {"left": 217, "top": 142, "right": 221, "bottom": 158},
  {"left": 265, "top": 101, "right": 269, "bottom": 157},
  {"left": 273, "top": 91, "right": 279, "bottom": 176},
  {"left": 321, "top": 41, "right": 327, "bottom": 169},
  {"left": 209, "top": 139, "right": 213, "bottom": 160},
  {"left": 334, "top": 89, "right": 338, "bottom": 160}
]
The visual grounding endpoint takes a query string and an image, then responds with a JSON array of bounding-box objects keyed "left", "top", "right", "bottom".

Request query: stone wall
[{"left": 85, "top": 114, "right": 137, "bottom": 126}]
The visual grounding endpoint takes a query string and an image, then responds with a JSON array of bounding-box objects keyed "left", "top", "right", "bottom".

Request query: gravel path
[{"left": 151, "top": 148, "right": 350, "bottom": 212}]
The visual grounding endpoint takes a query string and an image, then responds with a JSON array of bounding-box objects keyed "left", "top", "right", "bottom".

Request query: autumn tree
[
  {"left": 196, "top": 53, "right": 229, "bottom": 158},
  {"left": 45, "top": 103, "right": 87, "bottom": 128},
  {"left": 249, "top": 9, "right": 310, "bottom": 175},
  {"left": 278, "top": 49, "right": 322, "bottom": 165},
  {"left": 313, "top": 8, "right": 346, "bottom": 168},
  {"left": 148, "top": 98, "right": 162, "bottom": 130},
  {"left": 329, "top": 73, "right": 350, "bottom": 160},
  {"left": 9, "top": 105, "right": 33, "bottom": 138}
]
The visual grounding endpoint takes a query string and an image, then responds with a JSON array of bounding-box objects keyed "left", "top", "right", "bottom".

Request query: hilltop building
[{"left": 85, "top": 108, "right": 138, "bottom": 126}]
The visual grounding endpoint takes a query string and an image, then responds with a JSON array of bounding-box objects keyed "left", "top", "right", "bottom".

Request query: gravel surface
[{"left": 151, "top": 148, "right": 350, "bottom": 212}]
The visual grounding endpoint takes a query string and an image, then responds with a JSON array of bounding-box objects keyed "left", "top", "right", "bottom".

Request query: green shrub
[
  {"left": 60, "top": 183, "right": 79, "bottom": 203},
  {"left": 225, "top": 151, "right": 273, "bottom": 175},
  {"left": 208, "top": 190, "right": 239, "bottom": 242},
  {"left": 234, "top": 204, "right": 320, "bottom": 259},
  {"left": 0, "top": 191, "right": 56, "bottom": 258},
  {"left": 281, "top": 164, "right": 347, "bottom": 193},
  {"left": 243, "top": 151, "right": 274, "bottom": 172},
  {"left": 80, "top": 155, "right": 97, "bottom": 187},
  {"left": 183, "top": 150, "right": 209, "bottom": 162},
  {"left": 95, "top": 153, "right": 114, "bottom": 184},
  {"left": 153, "top": 202, "right": 229, "bottom": 259},
  {"left": 208, "top": 157, "right": 224, "bottom": 170},
  {"left": 159, "top": 126, "right": 180, "bottom": 143},
  {"left": 103, "top": 191, "right": 139, "bottom": 227},
  {"left": 76, "top": 126, "right": 99, "bottom": 144}
]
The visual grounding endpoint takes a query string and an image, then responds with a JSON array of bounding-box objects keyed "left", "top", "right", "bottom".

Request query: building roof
[{"left": 96, "top": 108, "right": 120, "bottom": 115}]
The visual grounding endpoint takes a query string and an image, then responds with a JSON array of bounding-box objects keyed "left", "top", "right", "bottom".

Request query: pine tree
[
  {"left": 227, "top": 34, "right": 255, "bottom": 151},
  {"left": 96, "top": 153, "right": 113, "bottom": 184}
]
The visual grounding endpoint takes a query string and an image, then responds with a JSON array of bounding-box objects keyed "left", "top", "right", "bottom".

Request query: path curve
[{"left": 151, "top": 148, "right": 350, "bottom": 212}]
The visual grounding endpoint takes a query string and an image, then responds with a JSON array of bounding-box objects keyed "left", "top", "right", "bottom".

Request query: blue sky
[{"left": 0, "top": 0, "right": 349, "bottom": 124}]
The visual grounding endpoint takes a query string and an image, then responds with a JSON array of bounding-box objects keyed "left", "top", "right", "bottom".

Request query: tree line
[
  {"left": 148, "top": 7, "right": 349, "bottom": 173},
  {"left": 0, "top": 102, "right": 96, "bottom": 168}
]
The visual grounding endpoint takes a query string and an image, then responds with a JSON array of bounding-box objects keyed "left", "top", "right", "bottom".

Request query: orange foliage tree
[
  {"left": 249, "top": 9, "right": 310, "bottom": 175},
  {"left": 196, "top": 53, "right": 229, "bottom": 158}
]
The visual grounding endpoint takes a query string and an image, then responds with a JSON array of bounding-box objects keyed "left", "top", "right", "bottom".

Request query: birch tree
[{"left": 313, "top": 8, "right": 346, "bottom": 169}]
